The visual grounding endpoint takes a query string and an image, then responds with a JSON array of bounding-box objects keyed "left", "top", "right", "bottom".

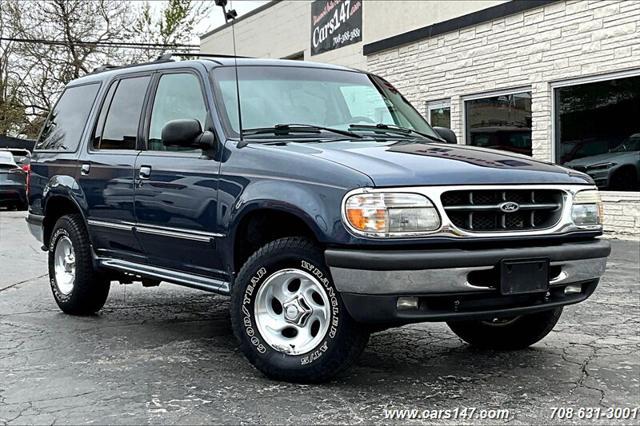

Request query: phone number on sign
[{"left": 551, "top": 407, "right": 639, "bottom": 420}]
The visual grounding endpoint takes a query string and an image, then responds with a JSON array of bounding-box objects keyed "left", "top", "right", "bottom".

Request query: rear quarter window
[{"left": 35, "top": 83, "right": 100, "bottom": 151}]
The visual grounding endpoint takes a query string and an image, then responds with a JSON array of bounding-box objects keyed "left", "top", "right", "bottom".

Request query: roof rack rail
[
  {"left": 90, "top": 54, "right": 179, "bottom": 75},
  {"left": 90, "top": 51, "right": 250, "bottom": 75},
  {"left": 158, "top": 52, "right": 253, "bottom": 60},
  {"left": 91, "top": 64, "right": 120, "bottom": 73}
]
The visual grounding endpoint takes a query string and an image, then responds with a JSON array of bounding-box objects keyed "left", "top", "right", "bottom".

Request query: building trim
[
  {"left": 363, "top": 0, "right": 558, "bottom": 56},
  {"left": 200, "top": 0, "right": 282, "bottom": 40}
]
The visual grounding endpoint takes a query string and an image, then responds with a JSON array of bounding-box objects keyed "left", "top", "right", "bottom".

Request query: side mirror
[
  {"left": 161, "top": 119, "right": 216, "bottom": 150},
  {"left": 433, "top": 127, "right": 458, "bottom": 144}
]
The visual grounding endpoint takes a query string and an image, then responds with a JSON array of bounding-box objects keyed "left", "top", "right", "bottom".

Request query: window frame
[
  {"left": 141, "top": 67, "right": 212, "bottom": 157},
  {"left": 462, "top": 86, "right": 532, "bottom": 149},
  {"left": 88, "top": 71, "right": 153, "bottom": 154},
  {"left": 425, "top": 99, "right": 451, "bottom": 127},
  {"left": 34, "top": 81, "right": 102, "bottom": 153}
]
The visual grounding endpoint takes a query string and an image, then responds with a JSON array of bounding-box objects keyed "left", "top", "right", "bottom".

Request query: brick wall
[
  {"left": 367, "top": 0, "right": 640, "bottom": 238},
  {"left": 602, "top": 192, "right": 640, "bottom": 239}
]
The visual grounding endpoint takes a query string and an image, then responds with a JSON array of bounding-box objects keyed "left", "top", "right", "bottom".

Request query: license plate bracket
[{"left": 500, "top": 258, "right": 549, "bottom": 295}]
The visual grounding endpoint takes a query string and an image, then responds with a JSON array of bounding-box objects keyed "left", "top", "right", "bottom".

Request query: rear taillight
[{"left": 22, "top": 165, "right": 31, "bottom": 198}]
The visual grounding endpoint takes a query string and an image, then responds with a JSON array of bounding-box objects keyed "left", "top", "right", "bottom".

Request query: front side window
[
  {"left": 148, "top": 73, "right": 208, "bottom": 152},
  {"left": 556, "top": 75, "right": 640, "bottom": 192},
  {"left": 94, "top": 76, "right": 150, "bottom": 150},
  {"left": 465, "top": 92, "right": 532, "bottom": 156},
  {"left": 36, "top": 83, "right": 100, "bottom": 151},
  {"left": 212, "top": 66, "right": 438, "bottom": 140}
]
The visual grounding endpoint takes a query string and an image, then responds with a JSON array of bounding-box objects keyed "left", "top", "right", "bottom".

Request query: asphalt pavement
[{"left": 0, "top": 210, "right": 638, "bottom": 424}]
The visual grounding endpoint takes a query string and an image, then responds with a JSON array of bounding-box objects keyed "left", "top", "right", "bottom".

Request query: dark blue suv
[{"left": 27, "top": 56, "right": 611, "bottom": 382}]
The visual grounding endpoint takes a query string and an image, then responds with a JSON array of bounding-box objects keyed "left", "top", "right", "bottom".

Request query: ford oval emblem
[{"left": 499, "top": 201, "right": 520, "bottom": 213}]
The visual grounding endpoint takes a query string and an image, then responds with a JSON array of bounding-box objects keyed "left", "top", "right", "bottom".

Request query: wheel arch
[
  {"left": 42, "top": 194, "right": 87, "bottom": 248},
  {"left": 230, "top": 205, "right": 324, "bottom": 273}
]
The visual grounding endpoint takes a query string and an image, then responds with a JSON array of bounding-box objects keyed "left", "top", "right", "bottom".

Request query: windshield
[
  {"left": 611, "top": 135, "right": 640, "bottom": 152},
  {"left": 211, "top": 66, "right": 439, "bottom": 140},
  {"left": 0, "top": 152, "right": 17, "bottom": 167}
]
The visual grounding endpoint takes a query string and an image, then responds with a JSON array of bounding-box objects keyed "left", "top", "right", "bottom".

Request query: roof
[{"left": 67, "top": 57, "right": 359, "bottom": 87}]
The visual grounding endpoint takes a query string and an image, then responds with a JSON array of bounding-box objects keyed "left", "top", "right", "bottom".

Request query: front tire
[
  {"left": 447, "top": 308, "right": 563, "bottom": 350},
  {"left": 230, "top": 237, "right": 369, "bottom": 383},
  {"left": 48, "top": 214, "right": 110, "bottom": 315}
]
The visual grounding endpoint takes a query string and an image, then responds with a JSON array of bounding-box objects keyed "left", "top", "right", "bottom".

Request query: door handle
[
  {"left": 139, "top": 166, "right": 152, "bottom": 179},
  {"left": 80, "top": 163, "right": 91, "bottom": 175}
]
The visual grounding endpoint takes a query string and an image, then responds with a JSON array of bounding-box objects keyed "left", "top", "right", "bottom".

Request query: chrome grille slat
[
  {"left": 444, "top": 203, "right": 560, "bottom": 211},
  {"left": 441, "top": 189, "right": 564, "bottom": 232}
]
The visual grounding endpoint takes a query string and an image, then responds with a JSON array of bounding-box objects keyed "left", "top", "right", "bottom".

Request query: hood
[
  {"left": 270, "top": 140, "right": 592, "bottom": 187},
  {"left": 566, "top": 150, "right": 636, "bottom": 168}
]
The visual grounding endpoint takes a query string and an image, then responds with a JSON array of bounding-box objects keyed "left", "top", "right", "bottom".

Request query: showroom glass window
[
  {"left": 555, "top": 75, "right": 640, "bottom": 192},
  {"left": 465, "top": 92, "right": 532, "bottom": 156},
  {"left": 427, "top": 100, "right": 451, "bottom": 128}
]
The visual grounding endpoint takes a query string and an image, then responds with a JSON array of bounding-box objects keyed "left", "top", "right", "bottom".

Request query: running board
[{"left": 98, "top": 258, "right": 230, "bottom": 295}]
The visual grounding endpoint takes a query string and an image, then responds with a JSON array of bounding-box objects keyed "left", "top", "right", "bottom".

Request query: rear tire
[
  {"left": 48, "top": 214, "right": 110, "bottom": 315},
  {"left": 447, "top": 308, "right": 563, "bottom": 350},
  {"left": 230, "top": 237, "right": 369, "bottom": 383}
]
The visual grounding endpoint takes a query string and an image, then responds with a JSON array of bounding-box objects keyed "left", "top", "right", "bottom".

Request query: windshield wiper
[
  {"left": 349, "top": 123, "right": 444, "bottom": 142},
  {"left": 243, "top": 124, "right": 362, "bottom": 139}
]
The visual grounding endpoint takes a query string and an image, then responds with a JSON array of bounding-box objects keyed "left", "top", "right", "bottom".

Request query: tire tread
[{"left": 231, "top": 237, "right": 368, "bottom": 383}]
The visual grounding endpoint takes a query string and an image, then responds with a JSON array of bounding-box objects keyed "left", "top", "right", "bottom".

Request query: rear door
[
  {"left": 79, "top": 74, "right": 151, "bottom": 261},
  {"left": 134, "top": 69, "right": 224, "bottom": 278}
]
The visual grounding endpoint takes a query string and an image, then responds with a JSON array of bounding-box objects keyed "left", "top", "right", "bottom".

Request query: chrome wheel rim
[
  {"left": 54, "top": 236, "right": 75, "bottom": 295},
  {"left": 254, "top": 268, "right": 331, "bottom": 356}
]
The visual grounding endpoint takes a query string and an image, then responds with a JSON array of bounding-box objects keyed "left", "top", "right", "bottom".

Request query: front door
[
  {"left": 134, "top": 70, "right": 224, "bottom": 278},
  {"left": 79, "top": 74, "right": 151, "bottom": 261}
]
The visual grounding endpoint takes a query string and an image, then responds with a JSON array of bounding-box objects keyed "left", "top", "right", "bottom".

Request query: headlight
[
  {"left": 587, "top": 162, "right": 616, "bottom": 171},
  {"left": 572, "top": 189, "right": 603, "bottom": 227},
  {"left": 344, "top": 192, "right": 440, "bottom": 237}
]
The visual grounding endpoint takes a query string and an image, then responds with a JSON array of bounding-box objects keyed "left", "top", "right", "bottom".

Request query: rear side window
[
  {"left": 93, "top": 76, "right": 150, "bottom": 150},
  {"left": 36, "top": 83, "right": 100, "bottom": 151}
]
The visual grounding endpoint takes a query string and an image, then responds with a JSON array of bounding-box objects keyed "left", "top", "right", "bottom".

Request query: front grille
[{"left": 441, "top": 189, "right": 564, "bottom": 232}]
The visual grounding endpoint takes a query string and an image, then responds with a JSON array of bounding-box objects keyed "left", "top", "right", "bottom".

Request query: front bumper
[{"left": 326, "top": 239, "right": 610, "bottom": 324}]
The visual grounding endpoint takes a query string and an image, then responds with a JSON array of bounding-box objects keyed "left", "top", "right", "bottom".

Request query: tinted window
[
  {"left": 556, "top": 75, "right": 640, "bottom": 192},
  {"left": 95, "top": 76, "right": 150, "bottom": 150},
  {"left": 91, "top": 82, "right": 118, "bottom": 149},
  {"left": 36, "top": 83, "right": 100, "bottom": 151},
  {"left": 465, "top": 92, "right": 532, "bottom": 156},
  {"left": 148, "top": 73, "right": 207, "bottom": 151}
]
